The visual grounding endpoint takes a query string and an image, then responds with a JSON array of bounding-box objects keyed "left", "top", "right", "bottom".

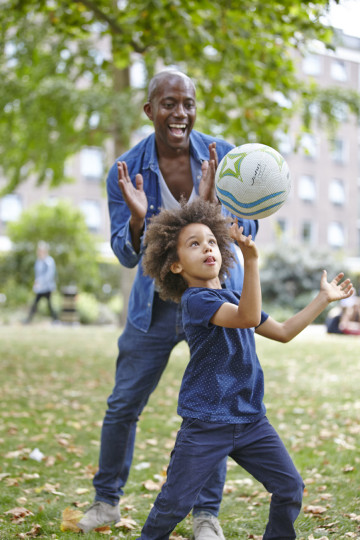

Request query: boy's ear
[{"left": 170, "top": 261, "right": 182, "bottom": 274}]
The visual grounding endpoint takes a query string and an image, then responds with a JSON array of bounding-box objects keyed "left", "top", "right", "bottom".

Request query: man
[{"left": 78, "top": 70, "right": 258, "bottom": 537}]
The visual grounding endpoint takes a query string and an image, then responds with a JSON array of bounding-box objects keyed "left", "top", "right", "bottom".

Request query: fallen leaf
[
  {"left": 18, "top": 524, "right": 42, "bottom": 538},
  {"left": 115, "top": 517, "right": 138, "bottom": 530},
  {"left": 5, "top": 507, "right": 34, "bottom": 522},
  {"left": 143, "top": 479, "right": 163, "bottom": 491},
  {"left": 94, "top": 525, "right": 112, "bottom": 534},
  {"left": 304, "top": 505, "right": 327, "bottom": 514},
  {"left": 60, "top": 506, "right": 83, "bottom": 532},
  {"left": 75, "top": 487, "right": 89, "bottom": 495}
]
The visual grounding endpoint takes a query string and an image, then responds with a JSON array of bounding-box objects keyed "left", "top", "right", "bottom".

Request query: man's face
[{"left": 144, "top": 74, "right": 196, "bottom": 153}]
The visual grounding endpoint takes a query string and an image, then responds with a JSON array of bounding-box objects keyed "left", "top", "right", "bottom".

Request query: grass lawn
[{"left": 0, "top": 324, "right": 359, "bottom": 539}]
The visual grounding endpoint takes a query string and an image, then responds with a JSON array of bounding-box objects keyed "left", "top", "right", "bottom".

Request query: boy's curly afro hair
[{"left": 142, "top": 197, "right": 235, "bottom": 303}]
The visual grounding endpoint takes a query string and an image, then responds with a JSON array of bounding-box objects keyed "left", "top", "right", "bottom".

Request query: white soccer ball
[{"left": 215, "top": 143, "right": 291, "bottom": 220}]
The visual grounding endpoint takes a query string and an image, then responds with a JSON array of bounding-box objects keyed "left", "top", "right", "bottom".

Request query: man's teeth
[{"left": 169, "top": 124, "right": 186, "bottom": 129}]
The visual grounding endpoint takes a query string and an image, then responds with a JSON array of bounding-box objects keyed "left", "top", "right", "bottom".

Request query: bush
[
  {"left": 76, "top": 292, "right": 100, "bottom": 325},
  {"left": 260, "top": 242, "right": 348, "bottom": 322}
]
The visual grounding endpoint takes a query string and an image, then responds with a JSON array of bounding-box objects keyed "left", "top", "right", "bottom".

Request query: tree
[
  {"left": 1, "top": 0, "right": 359, "bottom": 193},
  {"left": 4, "top": 200, "right": 100, "bottom": 291}
]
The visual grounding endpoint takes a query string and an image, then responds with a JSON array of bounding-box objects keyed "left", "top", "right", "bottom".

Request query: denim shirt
[{"left": 107, "top": 130, "right": 259, "bottom": 332}]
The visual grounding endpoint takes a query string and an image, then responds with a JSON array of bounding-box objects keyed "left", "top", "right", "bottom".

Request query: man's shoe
[
  {"left": 193, "top": 511, "right": 225, "bottom": 540},
  {"left": 77, "top": 501, "right": 120, "bottom": 533}
]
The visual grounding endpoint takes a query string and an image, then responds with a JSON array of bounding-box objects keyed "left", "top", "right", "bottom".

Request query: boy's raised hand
[
  {"left": 229, "top": 220, "right": 259, "bottom": 259},
  {"left": 320, "top": 270, "right": 354, "bottom": 304}
]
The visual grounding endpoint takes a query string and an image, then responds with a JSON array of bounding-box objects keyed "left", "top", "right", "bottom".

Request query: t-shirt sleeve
[
  {"left": 183, "top": 289, "right": 225, "bottom": 328},
  {"left": 256, "top": 311, "right": 269, "bottom": 328}
]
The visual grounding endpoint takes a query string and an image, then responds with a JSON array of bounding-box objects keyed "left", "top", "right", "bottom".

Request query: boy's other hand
[{"left": 320, "top": 270, "right": 354, "bottom": 304}]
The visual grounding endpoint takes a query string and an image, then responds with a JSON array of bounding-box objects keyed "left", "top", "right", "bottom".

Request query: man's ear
[
  {"left": 144, "top": 102, "right": 153, "bottom": 121},
  {"left": 170, "top": 261, "right": 182, "bottom": 274}
]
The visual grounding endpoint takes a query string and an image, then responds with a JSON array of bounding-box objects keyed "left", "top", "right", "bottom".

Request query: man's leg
[
  {"left": 78, "top": 295, "right": 183, "bottom": 532},
  {"left": 230, "top": 417, "right": 304, "bottom": 540}
]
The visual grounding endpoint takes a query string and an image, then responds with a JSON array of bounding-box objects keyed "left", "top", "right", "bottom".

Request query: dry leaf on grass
[
  {"left": 94, "top": 525, "right": 112, "bottom": 534},
  {"left": 303, "top": 505, "right": 327, "bottom": 514},
  {"left": 60, "top": 506, "right": 83, "bottom": 532},
  {"left": 4, "top": 507, "right": 34, "bottom": 523},
  {"left": 115, "top": 517, "right": 138, "bottom": 530},
  {"left": 143, "top": 479, "right": 164, "bottom": 491},
  {"left": 18, "top": 524, "right": 42, "bottom": 538}
]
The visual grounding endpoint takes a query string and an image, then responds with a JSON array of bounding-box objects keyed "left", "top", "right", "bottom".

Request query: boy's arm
[
  {"left": 256, "top": 270, "right": 354, "bottom": 343},
  {"left": 210, "top": 223, "right": 262, "bottom": 329}
]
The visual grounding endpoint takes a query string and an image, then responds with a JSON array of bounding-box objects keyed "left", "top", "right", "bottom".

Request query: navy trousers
[{"left": 139, "top": 416, "right": 304, "bottom": 540}]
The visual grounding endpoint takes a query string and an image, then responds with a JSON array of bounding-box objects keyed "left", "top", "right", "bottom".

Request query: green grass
[{"left": 0, "top": 324, "right": 359, "bottom": 539}]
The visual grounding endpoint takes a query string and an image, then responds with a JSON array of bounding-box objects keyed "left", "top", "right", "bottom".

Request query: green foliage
[
  {"left": 76, "top": 292, "right": 100, "bottom": 324},
  {"left": 260, "top": 242, "right": 346, "bottom": 320},
  {"left": 4, "top": 200, "right": 100, "bottom": 293},
  {"left": 1, "top": 1, "right": 359, "bottom": 192}
]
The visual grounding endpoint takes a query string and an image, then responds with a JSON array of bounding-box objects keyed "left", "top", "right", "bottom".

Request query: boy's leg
[
  {"left": 140, "top": 419, "right": 233, "bottom": 540},
  {"left": 230, "top": 417, "right": 304, "bottom": 540}
]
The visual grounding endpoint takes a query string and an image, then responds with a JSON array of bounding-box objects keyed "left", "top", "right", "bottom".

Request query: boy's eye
[
  {"left": 190, "top": 241, "right": 199, "bottom": 247},
  {"left": 209, "top": 239, "right": 216, "bottom": 244}
]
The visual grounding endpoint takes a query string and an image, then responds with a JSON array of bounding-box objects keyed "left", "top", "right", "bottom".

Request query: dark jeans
[
  {"left": 140, "top": 416, "right": 304, "bottom": 540},
  {"left": 93, "top": 293, "right": 227, "bottom": 515},
  {"left": 27, "top": 291, "right": 57, "bottom": 321}
]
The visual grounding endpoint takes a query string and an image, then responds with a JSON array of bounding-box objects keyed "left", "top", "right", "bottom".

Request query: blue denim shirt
[{"left": 107, "top": 130, "right": 259, "bottom": 332}]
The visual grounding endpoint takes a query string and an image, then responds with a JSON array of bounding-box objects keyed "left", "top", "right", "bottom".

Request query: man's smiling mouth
[{"left": 169, "top": 123, "right": 186, "bottom": 136}]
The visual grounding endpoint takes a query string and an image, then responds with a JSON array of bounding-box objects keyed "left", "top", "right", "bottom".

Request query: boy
[{"left": 140, "top": 197, "right": 353, "bottom": 539}]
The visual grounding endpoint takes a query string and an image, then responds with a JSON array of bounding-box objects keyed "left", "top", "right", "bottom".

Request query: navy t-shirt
[{"left": 178, "top": 288, "right": 269, "bottom": 424}]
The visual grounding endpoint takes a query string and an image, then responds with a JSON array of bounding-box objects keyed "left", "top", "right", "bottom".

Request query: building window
[
  {"left": 331, "top": 59, "right": 347, "bottom": 82},
  {"left": 301, "top": 133, "right": 317, "bottom": 159},
  {"left": 329, "top": 179, "right": 345, "bottom": 206},
  {"left": 276, "top": 218, "right": 289, "bottom": 240},
  {"left": 80, "top": 200, "right": 101, "bottom": 232},
  {"left": 328, "top": 221, "right": 345, "bottom": 248},
  {"left": 298, "top": 175, "right": 316, "bottom": 202},
  {"left": 0, "top": 193, "right": 22, "bottom": 223},
  {"left": 302, "top": 54, "right": 322, "bottom": 76},
  {"left": 80, "top": 147, "right": 104, "bottom": 180},
  {"left": 275, "top": 131, "right": 292, "bottom": 156},
  {"left": 302, "top": 221, "right": 314, "bottom": 244},
  {"left": 331, "top": 139, "right": 346, "bottom": 164}
]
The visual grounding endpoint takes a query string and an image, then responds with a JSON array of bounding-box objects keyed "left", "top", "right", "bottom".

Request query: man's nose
[{"left": 174, "top": 103, "right": 186, "bottom": 116}]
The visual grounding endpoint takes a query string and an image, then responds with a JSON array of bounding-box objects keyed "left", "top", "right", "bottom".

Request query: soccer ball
[{"left": 215, "top": 143, "right": 291, "bottom": 220}]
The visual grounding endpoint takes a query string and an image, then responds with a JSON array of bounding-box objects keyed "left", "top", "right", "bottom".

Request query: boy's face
[{"left": 170, "top": 223, "right": 222, "bottom": 289}]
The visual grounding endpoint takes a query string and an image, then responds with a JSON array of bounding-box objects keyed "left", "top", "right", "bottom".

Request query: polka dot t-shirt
[{"left": 178, "top": 287, "right": 269, "bottom": 424}]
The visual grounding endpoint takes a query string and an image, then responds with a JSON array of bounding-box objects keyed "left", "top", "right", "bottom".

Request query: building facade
[{"left": 256, "top": 31, "right": 360, "bottom": 257}]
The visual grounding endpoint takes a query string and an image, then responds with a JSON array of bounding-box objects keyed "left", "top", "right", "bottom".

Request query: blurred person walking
[{"left": 24, "top": 241, "right": 57, "bottom": 323}]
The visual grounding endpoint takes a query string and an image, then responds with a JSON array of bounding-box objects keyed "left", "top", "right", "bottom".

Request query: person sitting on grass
[{"left": 139, "top": 197, "right": 354, "bottom": 540}]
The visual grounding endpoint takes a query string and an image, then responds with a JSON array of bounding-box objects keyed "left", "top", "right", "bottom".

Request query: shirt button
[{"left": 149, "top": 204, "right": 154, "bottom": 210}]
